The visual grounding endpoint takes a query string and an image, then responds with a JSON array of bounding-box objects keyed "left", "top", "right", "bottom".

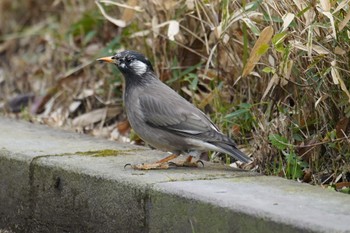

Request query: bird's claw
[
  {"left": 196, "top": 160, "right": 205, "bottom": 167},
  {"left": 124, "top": 163, "right": 132, "bottom": 169}
]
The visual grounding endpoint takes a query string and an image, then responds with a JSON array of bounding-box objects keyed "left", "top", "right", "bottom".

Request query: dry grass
[{"left": 0, "top": 0, "right": 349, "bottom": 190}]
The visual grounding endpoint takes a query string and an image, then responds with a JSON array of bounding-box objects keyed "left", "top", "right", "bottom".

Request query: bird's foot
[
  {"left": 168, "top": 156, "right": 204, "bottom": 168},
  {"left": 124, "top": 162, "right": 170, "bottom": 170},
  {"left": 124, "top": 153, "right": 178, "bottom": 170}
]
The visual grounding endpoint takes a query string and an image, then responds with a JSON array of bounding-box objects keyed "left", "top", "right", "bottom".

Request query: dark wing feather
[{"left": 139, "top": 94, "right": 226, "bottom": 142}]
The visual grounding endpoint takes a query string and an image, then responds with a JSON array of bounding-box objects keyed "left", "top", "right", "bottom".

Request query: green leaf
[
  {"left": 262, "top": 66, "right": 275, "bottom": 74},
  {"left": 184, "top": 73, "right": 199, "bottom": 91},
  {"left": 189, "top": 74, "right": 198, "bottom": 91},
  {"left": 243, "top": 18, "right": 260, "bottom": 36},
  {"left": 225, "top": 109, "right": 250, "bottom": 119},
  {"left": 83, "top": 30, "right": 97, "bottom": 46},
  {"left": 257, "top": 43, "right": 269, "bottom": 55},
  {"left": 239, "top": 103, "right": 252, "bottom": 109},
  {"left": 272, "top": 32, "right": 287, "bottom": 46},
  {"left": 269, "top": 134, "right": 288, "bottom": 150},
  {"left": 283, "top": 151, "right": 303, "bottom": 179},
  {"left": 244, "top": 0, "right": 263, "bottom": 11}
]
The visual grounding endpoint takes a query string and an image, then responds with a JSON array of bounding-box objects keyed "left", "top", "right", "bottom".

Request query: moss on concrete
[{"left": 76, "top": 149, "right": 144, "bottom": 157}]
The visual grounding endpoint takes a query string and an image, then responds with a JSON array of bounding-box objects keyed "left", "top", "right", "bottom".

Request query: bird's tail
[{"left": 212, "top": 142, "right": 251, "bottom": 163}]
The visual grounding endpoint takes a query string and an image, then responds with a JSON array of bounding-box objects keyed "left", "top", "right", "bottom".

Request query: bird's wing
[
  {"left": 139, "top": 90, "right": 251, "bottom": 163},
  {"left": 139, "top": 94, "right": 227, "bottom": 142}
]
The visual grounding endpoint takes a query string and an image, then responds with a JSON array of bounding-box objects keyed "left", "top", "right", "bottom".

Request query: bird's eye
[{"left": 125, "top": 56, "right": 134, "bottom": 63}]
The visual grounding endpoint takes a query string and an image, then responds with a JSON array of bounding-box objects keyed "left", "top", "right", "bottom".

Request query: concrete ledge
[{"left": 0, "top": 117, "right": 349, "bottom": 233}]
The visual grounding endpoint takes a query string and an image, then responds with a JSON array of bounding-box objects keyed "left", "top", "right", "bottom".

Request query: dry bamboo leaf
[
  {"left": 338, "top": 77, "right": 350, "bottom": 103},
  {"left": 317, "top": 8, "right": 336, "bottom": 39},
  {"left": 261, "top": 73, "right": 279, "bottom": 100},
  {"left": 333, "top": 0, "right": 350, "bottom": 13},
  {"left": 282, "top": 13, "right": 295, "bottom": 32},
  {"left": 339, "top": 9, "right": 350, "bottom": 31},
  {"left": 95, "top": 1, "right": 126, "bottom": 27},
  {"left": 312, "top": 45, "right": 330, "bottom": 54},
  {"left": 331, "top": 60, "right": 340, "bottom": 85},
  {"left": 290, "top": 40, "right": 329, "bottom": 54},
  {"left": 331, "top": 60, "right": 350, "bottom": 102},
  {"left": 334, "top": 46, "right": 346, "bottom": 55},
  {"left": 130, "top": 30, "right": 150, "bottom": 38},
  {"left": 315, "top": 95, "right": 328, "bottom": 108},
  {"left": 242, "top": 26, "right": 274, "bottom": 78},
  {"left": 283, "top": 60, "right": 293, "bottom": 82},
  {"left": 319, "top": 0, "right": 331, "bottom": 11},
  {"left": 242, "top": 17, "right": 260, "bottom": 36}
]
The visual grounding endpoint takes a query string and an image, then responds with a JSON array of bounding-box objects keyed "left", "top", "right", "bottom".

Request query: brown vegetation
[{"left": 0, "top": 0, "right": 349, "bottom": 190}]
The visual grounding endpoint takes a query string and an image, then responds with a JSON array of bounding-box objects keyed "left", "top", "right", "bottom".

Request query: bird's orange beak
[{"left": 97, "top": 56, "right": 114, "bottom": 63}]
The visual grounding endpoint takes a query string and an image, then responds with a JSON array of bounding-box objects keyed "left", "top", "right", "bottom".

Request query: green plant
[{"left": 269, "top": 134, "right": 308, "bottom": 180}]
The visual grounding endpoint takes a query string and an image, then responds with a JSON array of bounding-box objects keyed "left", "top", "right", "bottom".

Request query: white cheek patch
[{"left": 130, "top": 60, "right": 147, "bottom": 75}]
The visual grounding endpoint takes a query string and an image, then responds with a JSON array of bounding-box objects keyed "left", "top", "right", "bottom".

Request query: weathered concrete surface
[{"left": 0, "top": 117, "right": 349, "bottom": 233}]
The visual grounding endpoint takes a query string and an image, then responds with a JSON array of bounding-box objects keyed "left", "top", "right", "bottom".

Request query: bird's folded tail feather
[{"left": 212, "top": 142, "right": 251, "bottom": 163}]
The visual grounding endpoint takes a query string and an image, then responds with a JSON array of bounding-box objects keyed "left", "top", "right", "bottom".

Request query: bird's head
[{"left": 97, "top": 50, "right": 154, "bottom": 77}]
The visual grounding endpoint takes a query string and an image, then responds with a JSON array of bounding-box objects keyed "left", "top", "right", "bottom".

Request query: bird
[{"left": 97, "top": 50, "right": 251, "bottom": 169}]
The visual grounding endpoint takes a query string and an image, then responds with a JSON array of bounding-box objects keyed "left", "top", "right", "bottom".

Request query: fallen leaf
[
  {"left": 242, "top": 26, "right": 274, "bottom": 77},
  {"left": 282, "top": 13, "right": 295, "bottom": 32},
  {"left": 72, "top": 107, "right": 122, "bottom": 127},
  {"left": 334, "top": 46, "right": 346, "bottom": 55}
]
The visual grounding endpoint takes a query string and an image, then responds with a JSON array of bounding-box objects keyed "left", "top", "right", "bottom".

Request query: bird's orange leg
[
  {"left": 169, "top": 155, "right": 204, "bottom": 168},
  {"left": 128, "top": 154, "right": 179, "bottom": 170},
  {"left": 156, "top": 154, "right": 178, "bottom": 163},
  {"left": 126, "top": 154, "right": 203, "bottom": 170}
]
